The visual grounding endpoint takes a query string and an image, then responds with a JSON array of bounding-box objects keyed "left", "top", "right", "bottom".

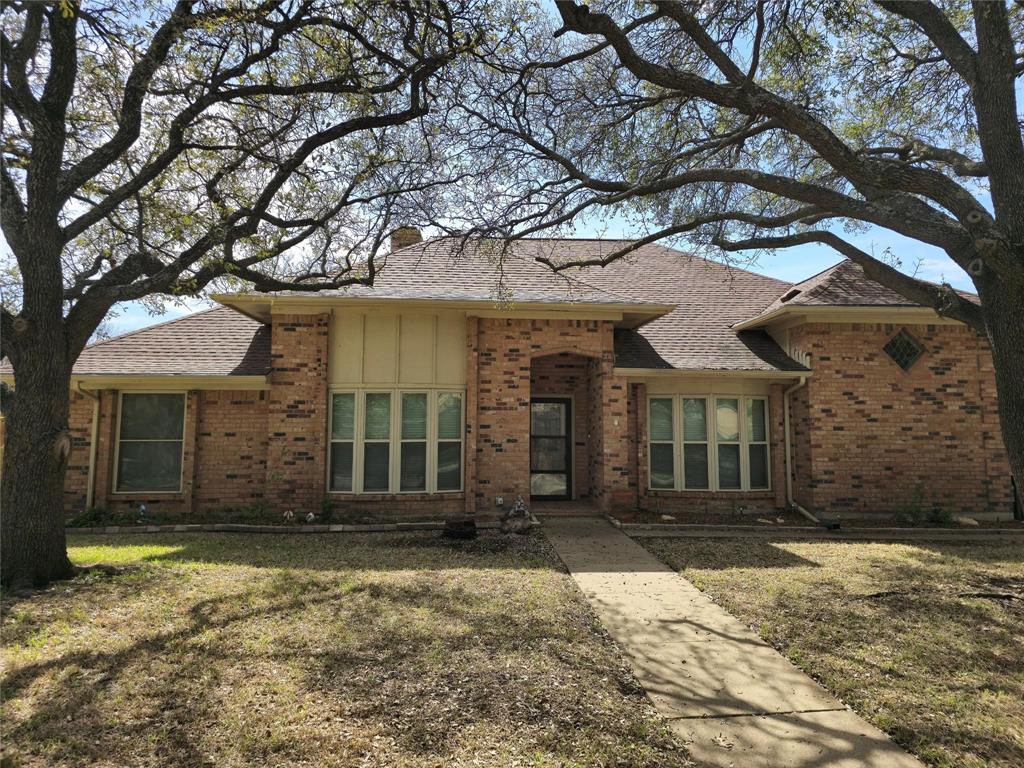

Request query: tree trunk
[
  {"left": 980, "top": 267, "right": 1024, "bottom": 515},
  {"left": 1, "top": 346, "right": 75, "bottom": 589}
]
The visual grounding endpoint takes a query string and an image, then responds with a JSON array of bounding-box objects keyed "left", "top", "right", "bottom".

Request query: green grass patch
[
  {"left": 641, "top": 537, "right": 1024, "bottom": 768},
  {"left": 2, "top": 532, "right": 691, "bottom": 767}
]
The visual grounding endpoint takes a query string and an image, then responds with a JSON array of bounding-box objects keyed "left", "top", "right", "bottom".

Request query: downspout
[
  {"left": 783, "top": 376, "right": 820, "bottom": 524},
  {"left": 76, "top": 382, "right": 100, "bottom": 510}
]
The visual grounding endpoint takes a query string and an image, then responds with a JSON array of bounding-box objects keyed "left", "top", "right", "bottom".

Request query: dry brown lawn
[
  {"left": 641, "top": 537, "right": 1024, "bottom": 768},
  {"left": 2, "top": 532, "right": 692, "bottom": 768}
]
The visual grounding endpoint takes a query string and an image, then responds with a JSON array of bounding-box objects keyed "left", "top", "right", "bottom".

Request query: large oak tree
[
  {"left": 456, "top": 0, "right": 1024, "bottom": 506},
  {"left": 0, "top": 0, "right": 489, "bottom": 588}
]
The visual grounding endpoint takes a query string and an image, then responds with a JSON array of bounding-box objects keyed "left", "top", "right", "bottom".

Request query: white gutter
[
  {"left": 783, "top": 376, "right": 819, "bottom": 524},
  {"left": 76, "top": 382, "right": 100, "bottom": 510}
]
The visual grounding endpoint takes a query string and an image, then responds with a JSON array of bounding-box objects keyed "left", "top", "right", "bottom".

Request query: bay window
[
  {"left": 115, "top": 393, "right": 185, "bottom": 492},
  {"left": 647, "top": 395, "right": 770, "bottom": 492},
  {"left": 329, "top": 390, "right": 463, "bottom": 493}
]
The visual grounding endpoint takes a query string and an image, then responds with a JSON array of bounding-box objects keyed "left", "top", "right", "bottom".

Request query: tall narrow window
[
  {"left": 330, "top": 393, "right": 355, "bottom": 492},
  {"left": 682, "top": 398, "right": 709, "bottom": 489},
  {"left": 400, "top": 393, "right": 427, "bottom": 491},
  {"left": 648, "top": 398, "right": 675, "bottom": 489},
  {"left": 716, "top": 398, "right": 741, "bottom": 490},
  {"left": 363, "top": 393, "right": 391, "bottom": 492},
  {"left": 436, "top": 392, "right": 463, "bottom": 491},
  {"left": 116, "top": 393, "right": 185, "bottom": 492},
  {"left": 747, "top": 399, "right": 769, "bottom": 489}
]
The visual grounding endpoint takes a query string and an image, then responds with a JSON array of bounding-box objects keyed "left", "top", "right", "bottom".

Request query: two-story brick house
[{"left": 7, "top": 233, "right": 1013, "bottom": 521}]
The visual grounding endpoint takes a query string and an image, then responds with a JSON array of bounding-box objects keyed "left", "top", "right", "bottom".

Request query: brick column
[
  {"left": 180, "top": 390, "right": 200, "bottom": 520},
  {"left": 265, "top": 313, "right": 329, "bottom": 514},
  {"left": 769, "top": 383, "right": 787, "bottom": 510},
  {"left": 597, "top": 326, "right": 632, "bottom": 511},
  {"left": 464, "top": 316, "right": 480, "bottom": 515},
  {"left": 635, "top": 382, "right": 649, "bottom": 510},
  {"left": 92, "top": 389, "right": 117, "bottom": 506}
]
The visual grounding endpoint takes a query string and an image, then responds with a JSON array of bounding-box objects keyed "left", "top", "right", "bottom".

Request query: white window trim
[
  {"left": 328, "top": 388, "right": 464, "bottom": 494},
  {"left": 112, "top": 391, "right": 187, "bottom": 494},
  {"left": 646, "top": 394, "right": 770, "bottom": 493}
]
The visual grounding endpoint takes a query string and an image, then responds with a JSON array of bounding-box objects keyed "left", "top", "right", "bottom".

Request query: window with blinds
[
  {"left": 115, "top": 393, "right": 185, "bottom": 492},
  {"left": 329, "top": 390, "right": 463, "bottom": 493},
  {"left": 647, "top": 395, "right": 770, "bottom": 492}
]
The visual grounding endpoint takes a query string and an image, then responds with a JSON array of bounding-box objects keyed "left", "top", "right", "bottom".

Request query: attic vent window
[
  {"left": 780, "top": 289, "right": 801, "bottom": 303},
  {"left": 883, "top": 330, "right": 924, "bottom": 371}
]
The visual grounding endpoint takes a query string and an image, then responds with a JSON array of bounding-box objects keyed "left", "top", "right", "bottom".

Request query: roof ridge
[{"left": 84, "top": 305, "right": 225, "bottom": 351}]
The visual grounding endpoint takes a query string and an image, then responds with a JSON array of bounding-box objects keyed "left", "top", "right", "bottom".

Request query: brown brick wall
[
  {"left": 52, "top": 310, "right": 1014, "bottom": 524},
  {"left": 64, "top": 391, "right": 96, "bottom": 511},
  {"left": 194, "top": 391, "right": 269, "bottom": 509},
  {"left": 265, "top": 313, "right": 329, "bottom": 514},
  {"left": 470, "top": 317, "right": 633, "bottom": 513},
  {"left": 789, "top": 321, "right": 1013, "bottom": 519}
]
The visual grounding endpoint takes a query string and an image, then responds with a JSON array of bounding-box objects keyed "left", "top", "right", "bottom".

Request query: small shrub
[
  {"left": 897, "top": 484, "right": 927, "bottom": 524},
  {"left": 926, "top": 506, "right": 954, "bottom": 525},
  {"left": 66, "top": 506, "right": 112, "bottom": 528},
  {"left": 320, "top": 497, "right": 335, "bottom": 524}
]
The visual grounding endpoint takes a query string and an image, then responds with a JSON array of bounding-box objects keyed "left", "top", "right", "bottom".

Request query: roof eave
[
  {"left": 732, "top": 304, "right": 963, "bottom": 331},
  {"left": 0, "top": 373, "right": 270, "bottom": 391},
  {"left": 213, "top": 293, "right": 675, "bottom": 326}
]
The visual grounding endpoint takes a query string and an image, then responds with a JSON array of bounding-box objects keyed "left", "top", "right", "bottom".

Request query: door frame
[{"left": 529, "top": 396, "right": 573, "bottom": 500}]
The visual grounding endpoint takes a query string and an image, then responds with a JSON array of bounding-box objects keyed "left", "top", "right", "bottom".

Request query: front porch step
[{"left": 531, "top": 499, "right": 603, "bottom": 517}]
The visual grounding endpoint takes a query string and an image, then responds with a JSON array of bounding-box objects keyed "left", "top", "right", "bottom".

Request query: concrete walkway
[{"left": 543, "top": 517, "right": 924, "bottom": 768}]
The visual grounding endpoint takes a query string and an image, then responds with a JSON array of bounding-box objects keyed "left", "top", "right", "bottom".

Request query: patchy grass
[
  {"left": 641, "top": 537, "right": 1024, "bottom": 768},
  {"left": 2, "top": 532, "right": 691, "bottom": 768}
]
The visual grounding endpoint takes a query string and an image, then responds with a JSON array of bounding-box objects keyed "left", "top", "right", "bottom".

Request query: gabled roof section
[
  {"left": 763, "top": 260, "right": 918, "bottom": 312},
  {"left": 735, "top": 259, "right": 978, "bottom": 330},
  {"left": 0, "top": 307, "right": 270, "bottom": 379},
  {"left": 215, "top": 236, "right": 807, "bottom": 373}
]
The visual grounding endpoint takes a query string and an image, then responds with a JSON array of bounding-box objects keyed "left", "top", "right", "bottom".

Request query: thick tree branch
[
  {"left": 874, "top": 1, "right": 978, "bottom": 85},
  {"left": 553, "top": 2, "right": 989, "bottom": 243}
]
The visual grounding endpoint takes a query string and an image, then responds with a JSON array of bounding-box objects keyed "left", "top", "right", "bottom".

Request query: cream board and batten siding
[{"left": 328, "top": 309, "right": 466, "bottom": 387}]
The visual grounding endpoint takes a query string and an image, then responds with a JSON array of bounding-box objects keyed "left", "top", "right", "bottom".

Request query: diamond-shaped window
[{"left": 883, "top": 330, "right": 924, "bottom": 371}]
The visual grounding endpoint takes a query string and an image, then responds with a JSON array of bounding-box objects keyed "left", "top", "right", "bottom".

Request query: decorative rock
[
  {"left": 442, "top": 518, "right": 478, "bottom": 540},
  {"left": 659, "top": 514, "right": 676, "bottom": 522},
  {"left": 954, "top": 516, "right": 980, "bottom": 527},
  {"left": 501, "top": 495, "right": 532, "bottom": 534}
]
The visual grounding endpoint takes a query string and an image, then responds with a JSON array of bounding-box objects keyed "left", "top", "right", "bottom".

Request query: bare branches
[
  {"left": 451, "top": 0, "right": 1022, "bottom": 331},
  {"left": 1, "top": 0, "right": 492, "bottom": 362},
  {"left": 714, "top": 230, "right": 985, "bottom": 332},
  {"left": 875, "top": 1, "right": 978, "bottom": 84}
]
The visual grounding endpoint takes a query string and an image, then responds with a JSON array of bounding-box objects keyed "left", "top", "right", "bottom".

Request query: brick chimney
[{"left": 390, "top": 226, "right": 423, "bottom": 252}]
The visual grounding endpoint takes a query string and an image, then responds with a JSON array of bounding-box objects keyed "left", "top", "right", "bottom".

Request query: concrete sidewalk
[{"left": 543, "top": 517, "right": 924, "bottom": 768}]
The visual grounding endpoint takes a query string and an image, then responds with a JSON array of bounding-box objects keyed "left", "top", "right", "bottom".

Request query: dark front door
[{"left": 530, "top": 398, "right": 572, "bottom": 500}]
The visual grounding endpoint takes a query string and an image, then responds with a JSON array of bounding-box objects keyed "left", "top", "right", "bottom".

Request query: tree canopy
[
  {"left": 454, "top": 0, "right": 1023, "bottom": 335},
  {"left": 1, "top": 0, "right": 490, "bottom": 361}
]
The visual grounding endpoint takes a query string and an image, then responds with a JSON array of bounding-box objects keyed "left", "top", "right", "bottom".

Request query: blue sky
[{"left": 104, "top": 221, "right": 973, "bottom": 337}]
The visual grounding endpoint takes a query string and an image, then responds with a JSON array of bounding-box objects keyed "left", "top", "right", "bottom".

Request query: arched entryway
[{"left": 529, "top": 351, "right": 601, "bottom": 507}]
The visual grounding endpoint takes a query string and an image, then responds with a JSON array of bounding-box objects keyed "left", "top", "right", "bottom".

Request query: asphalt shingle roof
[
  {"left": 268, "top": 238, "right": 653, "bottom": 306},
  {"left": 14, "top": 239, "right": 920, "bottom": 379},
  {"left": 267, "top": 237, "right": 807, "bottom": 371},
  {"left": 28, "top": 307, "right": 271, "bottom": 377}
]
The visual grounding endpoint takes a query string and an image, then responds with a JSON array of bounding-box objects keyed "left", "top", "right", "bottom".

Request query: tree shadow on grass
[
  {"left": 65, "top": 530, "right": 562, "bottom": 574},
  {"left": 2, "top": 545, "right": 689, "bottom": 767},
  {"left": 644, "top": 538, "right": 821, "bottom": 571}
]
